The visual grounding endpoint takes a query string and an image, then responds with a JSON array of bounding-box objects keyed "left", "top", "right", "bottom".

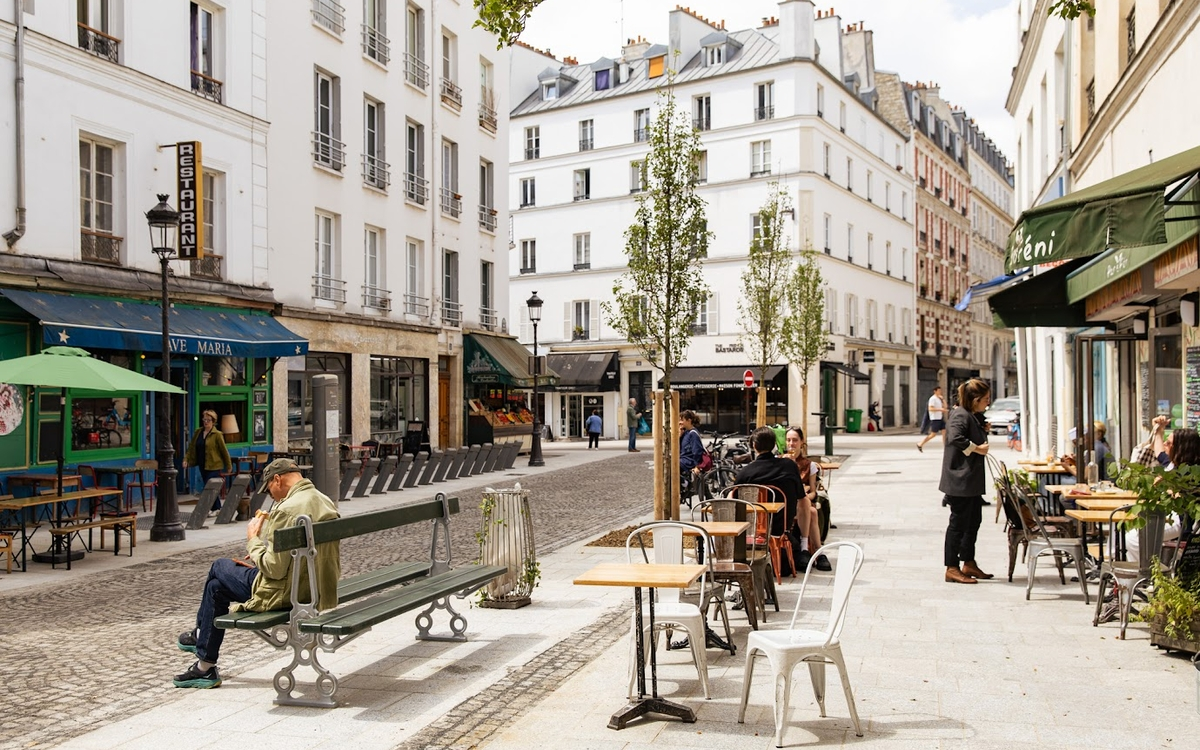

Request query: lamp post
[
  {"left": 147, "top": 194, "right": 185, "bottom": 542},
  {"left": 526, "top": 291, "right": 545, "bottom": 467}
]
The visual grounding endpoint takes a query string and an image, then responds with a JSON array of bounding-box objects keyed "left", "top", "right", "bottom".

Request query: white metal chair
[
  {"left": 1092, "top": 503, "right": 1162, "bottom": 639},
  {"left": 625, "top": 521, "right": 713, "bottom": 700},
  {"left": 737, "top": 541, "right": 865, "bottom": 746}
]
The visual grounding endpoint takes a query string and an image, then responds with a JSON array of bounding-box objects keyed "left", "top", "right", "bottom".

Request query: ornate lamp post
[
  {"left": 526, "top": 291, "right": 545, "bottom": 467},
  {"left": 147, "top": 194, "right": 185, "bottom": 542}
]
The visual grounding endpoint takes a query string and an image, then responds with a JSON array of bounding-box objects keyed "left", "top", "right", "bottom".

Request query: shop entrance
[
  {"left": 438, "top": 364, "right": 450, "bottom": 448},
  {"left": 562, "top": 395, "right": 583, "bottom": 438}
]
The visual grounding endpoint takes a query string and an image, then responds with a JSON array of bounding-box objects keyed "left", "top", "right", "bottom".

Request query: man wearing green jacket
[{"left": 174, "top": 458, "right": 340, "bottom": 688}]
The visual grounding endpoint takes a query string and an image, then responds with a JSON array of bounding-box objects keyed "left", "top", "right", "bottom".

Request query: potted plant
[
  {"left": 1113, "top": 462, "right": 1200, "bottom": 531},
  {"left": 1139, "top": 559, "right": 1200, "bottom": 653},
  {"left": 572, "top": 325, "right": 586, "bottom": 340}
]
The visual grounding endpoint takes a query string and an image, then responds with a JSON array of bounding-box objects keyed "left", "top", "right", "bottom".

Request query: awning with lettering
[
  {"left": 988, "top": 258, "right": 1090, "bottom": 328},
  {"left": 463, "top": 333, "right": 559, "bottom": 388},
  {"left": 0, "top": 289, "right": 308, "bottom": 358},
  {"left": 661, "top": 365, "right": 785, "bottom": 390},
  {"left": 1005, "top": 144, "right": 1200, "bottom": 274},
  {"left": 546, "top": 351, "right": 619, "bottom": 392}
]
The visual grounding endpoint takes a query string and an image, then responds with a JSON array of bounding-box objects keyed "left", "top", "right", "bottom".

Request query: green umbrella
[{"left": 0, "top": 346, "right": 185, "bottom": 496}]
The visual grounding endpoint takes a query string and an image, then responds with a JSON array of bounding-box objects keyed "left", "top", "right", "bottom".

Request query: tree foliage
[
  {"left": 473, "top": 0, "right": 544, "bottom": 47},
  {"left": 1047, "top": 1, "right": 1095, "bottom": 19},
  {"left": 780, "top": 246, "right": 828, "bottom": 410}
]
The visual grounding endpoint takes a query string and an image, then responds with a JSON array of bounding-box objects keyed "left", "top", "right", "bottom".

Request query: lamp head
[
  {"left": 146, "top": 193, "right": 180, "bottom": 259},
  {"left": 526, "top": 291, "right": 543, "bottom": 323}
]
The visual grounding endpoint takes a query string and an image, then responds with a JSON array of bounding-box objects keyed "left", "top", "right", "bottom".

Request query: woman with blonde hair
[
  {"left": 939, "top": 378, "right": 992, "bottom": 584},
  {"left": 184, "top": 409, "right": 232, "bottom": 510}
]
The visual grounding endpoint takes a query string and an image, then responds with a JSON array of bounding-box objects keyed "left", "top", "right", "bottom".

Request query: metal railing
[
  {"left": 693, "top": 116, "right": 710, "bottom": 131},
  {"left": 362, "top": 284, "right": 391, "bottom": 310},
  {"left": 404, "top": 293, "right": 430, "bottom": 316},
  {"left": 404, "top": 172, "right": 428, "bottom": 204},
  {"left": 440, "top": 79, "right": 462, "bottom": 109},
  {"left": 479, "top": 101, "right": 497, "bottom": 132},
  {"left": 362, "top": 153, "right": 390, "bottom": 190},
  {"left": 440, "top": 188, "right": 462, "bottom": 218},
  {"left": 190, "top": 70, "right": 223, "bottom": 104},
  {"left": 750, "top": 168, "right": 771, "bottom": 178},
  {"left": 80, "top": 229, "right": 122, "bottom": 264},
  {"left": 404, "top": 52, "right": 429, "bottom": 89},
  {"left": 633, "top": 127, "right": 648, "bottom": 142},
  {"left": 478, "top": 205, "right": 497, "bottom": 233},
  {"left": 362, "top": 24, "right": 389, "bottom": 65},
  {"left": 524, "top": 147, "right": 539, "bottom": 160},
  {"left": 479, "top": 307, "right": 498, "bottom": 331},
  {"left": 313, "top": 274, "right": 347, "bottom": 302},
  {"left": 754, "top": 106, "right": 774, "bottom": 121},
  {"left": 579, "top": 138, "right": 593, "bottom": 151},
  {"left": 441, "top": 300, "right": 462, "bottom": 327},
  {"left": 312, "top": 0, "right": 345, "bottom": 34},
  {"left": 77, "top": 23, "right": 120, "bottom": 63},
  {"left": 312, "top": 131, "right": 345, "bottom": 171},
  {"left": 190, "top": 253, "right": 223, "bottom": 280}
]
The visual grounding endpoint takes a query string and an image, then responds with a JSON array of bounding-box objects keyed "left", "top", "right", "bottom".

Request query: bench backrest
[{"left": 273, "top": 494, "right": 461, "bottom": 552}]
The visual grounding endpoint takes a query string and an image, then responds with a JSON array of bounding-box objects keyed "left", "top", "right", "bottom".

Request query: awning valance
[
  {"left": 662, "top": 365, "right": 785, "bottom": 390},
  {"left": 546, "top": 351, "right": 619, "bottom": 392},
  {"left": 463, "top": 333, "right": 558, "bottom": 388},
  {"left": 917, "top": 356, "right": 942, "bottom": 371},
  {"left": 1005, "top": 144, "right": 1200, "bottom": 273},
  {"left": 1, "top": 289, "right": 307, "bottom": 358},
  {"left": 820, "top": 361, "right": 869, "bottom": 382},
  {"left": 988, "top": 259, "right": 1090, "bottom": 328}
]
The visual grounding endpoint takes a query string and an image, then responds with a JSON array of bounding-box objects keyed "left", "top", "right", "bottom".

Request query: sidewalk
[{"left": 42, "top": 435, "right": 1200, "bottom": 749}]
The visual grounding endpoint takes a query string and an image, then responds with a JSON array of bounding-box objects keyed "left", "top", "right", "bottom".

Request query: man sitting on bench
[{"left": 174, "top": 458, "right": 341, "bottom": 689}]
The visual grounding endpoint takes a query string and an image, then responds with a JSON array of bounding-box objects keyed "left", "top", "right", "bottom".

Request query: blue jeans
[
  {"left": 628, "top": 427, "right": 637, "bottom": 450},
  {"left": 195, "top": 557, "right": 258, "bottom": 663}
]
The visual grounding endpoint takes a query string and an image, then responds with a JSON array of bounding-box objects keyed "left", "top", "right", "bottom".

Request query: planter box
[{"left": 1149, "top": 613, "right": 1200, "bottom": 654}]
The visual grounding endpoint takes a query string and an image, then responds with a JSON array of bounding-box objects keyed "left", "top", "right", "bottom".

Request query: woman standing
[
  {"left": 678, "top": 410, "right": 704, "bottom": 500},
  {"left": 940, "top": 378, "right": 993, "bottom": 584},
  {"left": 183, "top": 409, "right": 232, "bottom": 510}
]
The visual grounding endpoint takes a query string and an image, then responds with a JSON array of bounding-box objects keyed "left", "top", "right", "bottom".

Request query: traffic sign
[{"left": 743, "top": 369, "right": 755, "bottom": 388}]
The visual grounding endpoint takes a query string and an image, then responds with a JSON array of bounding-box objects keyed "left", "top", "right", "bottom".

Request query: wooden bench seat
[{"left": 48, "top": 516, "right": 135, "bottom": 569}]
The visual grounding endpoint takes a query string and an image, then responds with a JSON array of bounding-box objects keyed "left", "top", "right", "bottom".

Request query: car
[{"left": 984, "top": 397, "right": 1021, "bottom": 435}]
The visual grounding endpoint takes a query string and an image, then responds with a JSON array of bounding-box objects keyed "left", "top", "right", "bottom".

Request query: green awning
[
  {"left": 1065, "top": 223, "right": 1200, "bottom": 304},
  {"left": 1005, "top": 145, "right": 1200, "bottom": 273},
  {"left": 463, "top": 333, "right": 559, "bottom": 388},
  {"left": 988, "top": 259, "right": 1090, "bottom": 328}
]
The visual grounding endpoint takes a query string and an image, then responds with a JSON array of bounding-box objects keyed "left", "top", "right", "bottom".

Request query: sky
[{"left": 521, "top": 0, "right": 1019, "bottom": 159}]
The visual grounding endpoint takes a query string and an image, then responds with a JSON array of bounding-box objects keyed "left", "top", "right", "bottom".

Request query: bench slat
[
  {"left": 272, "top": 497, "right": 462, "bottom": 551},
  {"left": 48, "top": 518, "right": 132, "bottom": 534},
  {"left": 298, "top": 565, "right": 506, "bottom": 636}
]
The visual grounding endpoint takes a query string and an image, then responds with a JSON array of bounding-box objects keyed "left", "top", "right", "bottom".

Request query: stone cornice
[{"left": 277, "top": 305, "right": 440, "bottom": 336}]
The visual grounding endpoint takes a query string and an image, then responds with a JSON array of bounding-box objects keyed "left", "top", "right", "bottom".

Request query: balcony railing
[
  {"left": 579, "top": 138, "right": 593, "bottom": 151},
  {"left": 77, "top": 23, "right": 120, "bottom": 63},
  {"left": 440, "top": 188, "right": 462, "bottom": 218},
  {"left": 362, "top": 153, "right": 390, "bottom": 190},
  {"left": 479, "top": 100, "right": 498, "bottom": 132},
  {"left": 190, "top": 253, "right": 223, "bottom": 280},
  {"left": 404, "top": 172, "right": 428, "bottom": 204},
  {"left": 478, "top": 205, "right": 497, "bottom": 233},
  {"left": 573, "top": 262, "right": 591, "bottom": 271},
  {"left": 693, "top": 116, "right": 711, "bottom": 131},
  {"left": 633, "top": 127, "right": 648, "bottom": 143},
  {"left": 362, "top": 284, "right": 391, "bottom": 310},
  {"left": 362, "top": 24, "right": 389, "bottom": 65},
  {"left": 441, "top": 300, "right": 462, "bottom": 327},
  {"left": 404, "top": 52, "right": 429, "bottom": 89},
  {"left": 524, "top": 147, "right": 539, "bottom": 160},
  {"left": 80, "top": 229, "right": 122, "bottom": 264},
  {"left": 312, "top": 131, "right": 345, "bottom": 171},
  {"left": 404, "top": 293, "right": 430, "bottom": 316},
  {"left": 440, "top": 79, "right": 462, "bottom": 109},
  {"left": 479, "top": 307, "right": 498, "bottom": 331},
  {"left": 754, "top": 105, "right": 774, "bottom": 121},
  {"left": 313, "top": 274, "right": 347, "bottom": 302},
  {"left": 312, "top": 0, "right": 345, "bottom": 35},
  {"left": 190, "top": 70, "right": 224, "bottom": 104},
  {"left": 750, "top": 168, "right": 772, "bottom": 178}
]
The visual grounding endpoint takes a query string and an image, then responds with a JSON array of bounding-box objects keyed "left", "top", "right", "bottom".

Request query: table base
[
  {"left": 32, "top": 549, "right": 85, "bottom": 564},
  {"left": 607, "top": 697, "right": 696, "bottom": 730}
]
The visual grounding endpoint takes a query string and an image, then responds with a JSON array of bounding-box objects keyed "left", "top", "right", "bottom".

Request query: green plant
[
  {"left": 1114, "top": 462, "right": 1200, "bottom": 530},
  {"left": 1137, "top": 559, "right": 1200, "bottom": 640},
  {"left": 1007, "top": 468, "right": 1038, "bottom": 495}
]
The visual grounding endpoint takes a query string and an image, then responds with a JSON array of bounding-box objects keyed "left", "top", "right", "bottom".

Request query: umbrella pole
[
  {"left": 57, "top": 387, "right": 65, "bottom": 498},
  {"left": 33, "top": 386, "right": 83, "bottom": 564}
]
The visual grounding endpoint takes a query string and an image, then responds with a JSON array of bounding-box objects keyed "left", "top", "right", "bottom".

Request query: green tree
[
  {"left": 780, "top": 247, "right": 828, "bottom": 438},
  {"left": 606, "top": 86, "right": 710, "bottom": 520},
  {"left": 473, "top": 0, "right": 544, "bottom": 47},
  {"left": 1047, "top": 1, "right": 1095, "bottom": 19},
  {"left": 738, "top": 183, "right": 794, "bottom": 429}
]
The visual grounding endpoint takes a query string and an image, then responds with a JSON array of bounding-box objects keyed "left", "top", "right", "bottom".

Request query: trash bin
[
  {"left": 477, "top": 484, "right": 538, "bottom": 609},
  {"left": 845, "top": 409, "right": 863, "bottom": 433}
]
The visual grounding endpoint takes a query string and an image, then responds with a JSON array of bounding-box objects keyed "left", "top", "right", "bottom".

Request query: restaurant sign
[
  {"left": 1154, "top": 235, "right": 1200, "bottom": 290},
  {"left": 1085, "top": 268, "right": 1143, "bottom": 319},
  {"left": 176, "top": 141, "right": 204, "bottom": 260}
]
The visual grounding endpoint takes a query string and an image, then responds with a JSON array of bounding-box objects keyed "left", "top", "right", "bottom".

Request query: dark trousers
[
  {"left": 588, "top": 431, "right": 600, "bottom": 449},
  {"left": 628, "top": 427, "right": 637, "bottom": 451},
  {"left": 194, "top": 557, "right": 258, "bottom": 663},
  {"left": 944, "top": 495, "right": 983, "bottom": 568},
  {"left": 200, "top": 468, "right": 224, "bottom": 509}
]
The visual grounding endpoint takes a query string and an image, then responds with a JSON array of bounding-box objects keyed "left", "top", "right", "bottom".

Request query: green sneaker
[
  {"left": 173, "top": 661, "right": 221, "bottom": 689},
  {"left": 177, "top": 630, "right": 197, "bottom": 654}
]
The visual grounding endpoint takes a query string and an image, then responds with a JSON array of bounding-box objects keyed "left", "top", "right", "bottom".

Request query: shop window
[
  {"left": 199, "top": 355, "right": 246, "bottom": 387},
  {"left": 288, "top": 352, "right": 350, "bottom": 440},
  {"left": 197, "top": 398, "right": 247, "bottom": 444},
  {"left": 370, "top": 356, "right": 428, "bottom": 436},
  {"left": 69, "top": 395, "right": 135, "bottom": 452}
]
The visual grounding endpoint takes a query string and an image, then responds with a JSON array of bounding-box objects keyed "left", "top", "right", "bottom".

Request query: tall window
[
  {"left": 885, "top": 182, "right": 891, "bottom": 211},
  {"left": 629, "top": 161, "right": 645, "bottom": 193},
  {"left": 822, "top": 142, "right": 831, "bottom": 176},
  {"left": 479, "top": 160, "right": 495, "bottom": 231},
  {"left": 363, "top": 0, "right": 389, "bottom": 65},
  {"left": 202, "top": 171, "right": 216, "bottom": 254},
  {"left": 405, "top": 238, "right": 425, "bottom": 314},
  {"left": 442, "top": 249, "right": 460, "bottom": 324},
  {"left": 363, "top": 98, "right": 388, "bottom": 190},
  {"left": 574, "top": 232, "right": 591, "bottom": 268},
  {"left": 189, "top": 3, "right": 221, "bottom": 102},
  {"left": 751, "top": 213, "right": 764, "bottom": 243},
  {"left": 313, "top": 70, "right": 343, "bottom": 170},
  {"left": 845, "top": 293, "right": 858, "bottom": 336},
  {"left": 902, "top": 247, "right": 910, "bottom": 280},
  {"left": 755, "top": 81, "right": 774, "bottom": 121},
  {"left": 480, "top": 261, "right": 495, "bottom": 328},
  {"left": 404, "top": 121, "right": 426, "bottom": 203},
  {"left": 634, "top": 108, "right": 650, "bottom": 142},
  {"left": 573, "top": 300, "right": 592, "bottom": 339},
  {"left": 816, "top": 83, "right": 824, "bottom": 117},
  {"left": 363, "top": 226, "right": 386, "bottom": 309},
  {"left": 1126, "top": 7, "right": 1137, "bottom": 63},
  {"left": 78, "top": 0, "right": 119, "bottom": 62},
  {"left": 846, "top": 224, "right": 854, "bottom": 262},
  {"left": 822, "top": 213, "right": 832, "bottom": 252},
  {"left": 479, "top": 58, "right": 496, "bottom": 131},
  {"left": 825, "top": 288, "right": 839, "bottom": 333},
  {"left": 866, "top": 170, "right": 873, "bottom": 202},
  {"left": 750, "top": 140, "right": 771, "bottom": 177},
  {"left": 79, "top": 136, "right": 119, "bottom": 262},
  {"left": 440, "top": 139, "right": 459, "bottom": 216},
  {"left": 314, "top": 211, "right": 340, "bottom": 301},
  {"left": 524, "top": 126, "right": 540, "bottom": 160},
  {"left": 838, "top": 101, "right": 846, "bottom": 132},
  {"left": 404, "top": 3, "right": 428, "bottom": 89},
  {"left": 519, "top": 177, "right": 535, "bottom": 208},
  {"left": 520, "top": 239, "right": 536, "bottom": 273},
  {"left": 693, "top": 95, "right": 711, "bottom": 131},
  {"left": 846, "top": 157, "right": 853, "bottom": 190},
  {"left": 694, "top": 150, "right": 708, "bottom": 184},
  {"left": 885, "top": 304, "right": 896, "bottom": 342},
  {"left": 573, "top": 168, "right": 591, "bottom": 201},
  {"left": 885, "top": 241, "right": 892, "bottom": 275},
  {"left": 439, "top": 32, "right": 460, "bottom": 108},
  {"left": 579, "top": 119, "right": 594, "bottom": 151}
]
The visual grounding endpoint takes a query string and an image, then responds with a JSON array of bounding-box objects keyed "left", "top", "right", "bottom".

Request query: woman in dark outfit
[{"left": 940, "top": 378, "right": 993, "bottom": 584}]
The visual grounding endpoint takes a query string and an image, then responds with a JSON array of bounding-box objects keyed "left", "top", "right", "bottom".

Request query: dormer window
[
  {"left": 595, "top": 68, "right": 610, "bottom": 90},
  {"left": 648, "top": 55, "right": 664, "bottom": 78},
  {"left": 699, "top": 31, "right": 740, "bottom": 68},
  {"left": 704, "top": 45, "right": 723, "bottom": 66},
  {"left": 542, "top": 82, "right": 558, "bottom": 100}
]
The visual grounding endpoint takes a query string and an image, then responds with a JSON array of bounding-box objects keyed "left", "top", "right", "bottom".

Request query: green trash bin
[{"left": 845, "top": 409, "right": 863, "bottom": 433}]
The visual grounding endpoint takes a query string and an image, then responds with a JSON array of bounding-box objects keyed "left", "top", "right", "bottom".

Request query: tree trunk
[
  {"left": 801, "top": 382, "right": 810, "bottom": 437},
  {"left": 756, "top": 385, "right": 767, "bottom": 428},
  {"left": 670, "top": 390, "right": 680, "bottom": 521},
  {"left": 653, "top": 390, "right": 665, "bottom": 520}
]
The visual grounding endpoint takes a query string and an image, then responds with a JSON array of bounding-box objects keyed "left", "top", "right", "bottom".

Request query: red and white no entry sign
[{"left": 743, "top": 369, "right": 755, "bottom": 388}]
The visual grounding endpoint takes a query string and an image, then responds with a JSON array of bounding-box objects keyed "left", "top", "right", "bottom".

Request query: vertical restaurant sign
[{"left": 177, "top": 141, "right": 204, "bottom": 259}]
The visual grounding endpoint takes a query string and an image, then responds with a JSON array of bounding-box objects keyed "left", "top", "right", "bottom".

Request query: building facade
[{"left": 508, "top": 1, "right": 916, "bottom": 441}]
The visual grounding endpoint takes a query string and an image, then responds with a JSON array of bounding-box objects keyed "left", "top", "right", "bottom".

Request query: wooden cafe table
[
  {"left": 1065, "top": 507, "right": 1132, "bottom": 567},
  {"left": 0, "top": 487, "right": 123, "bottom": 571},
  {"left": 574, "top": 562, "right": 705, "bottom": 730}
]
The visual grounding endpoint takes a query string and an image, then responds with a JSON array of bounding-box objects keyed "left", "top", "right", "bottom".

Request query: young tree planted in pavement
[
  {"left": 739, "top": 183, "right": 795, "bottom": 430},
  {"left": 780, "top": 246, "right": 828, "bottom": 440},
  {"left": 606, "top": 85, "right": 710, "bottom": 520}
]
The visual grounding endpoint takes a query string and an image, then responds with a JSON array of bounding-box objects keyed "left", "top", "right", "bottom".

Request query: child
[{"left": 1007, "top": 416, "right": 1022, "bottom": 451}]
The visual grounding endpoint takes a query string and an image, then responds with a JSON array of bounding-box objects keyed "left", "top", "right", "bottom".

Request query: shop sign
[
  {"left": 1154, "top": 236, "right": 1200, "bottom": 287},
  {"left": 176, "top": 141, "right": 204, "bottom": 260},
  {"left": 1085, "top": 271, "right": 1142, "bottom": 319},
  {"left": 472, "top": 374, "right": 499, "bottom": 383},
  {"left": 467, "top": 350, "right": 500, "bottom": 375},
  {"left": 715, "top": 343, "right": 744, "bottom": 353}
]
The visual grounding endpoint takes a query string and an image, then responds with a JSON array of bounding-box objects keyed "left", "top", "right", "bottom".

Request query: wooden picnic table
[{"left": 0, "top": 487, "right": 124, "bottom": 570}]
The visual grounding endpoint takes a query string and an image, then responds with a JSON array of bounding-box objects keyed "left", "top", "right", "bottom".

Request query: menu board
[
  {"left": 1188, "top": 346, "right": 1200, "bottom": 428},
  {"left": 1140, "top": 361, "right": 1151, "bottom": 428},
  {"left": 1175, "top": 540, "right": 1200, "bottom": 588}
]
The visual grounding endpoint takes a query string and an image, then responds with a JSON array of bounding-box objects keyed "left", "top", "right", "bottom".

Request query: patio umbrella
[{"left": 0, "top": 346, "right": 185, "bottom": 496}]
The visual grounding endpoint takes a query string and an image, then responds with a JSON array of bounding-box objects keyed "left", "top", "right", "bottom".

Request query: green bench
[{"left": 214, "top": 493, "right": 505, "bottom": 707}]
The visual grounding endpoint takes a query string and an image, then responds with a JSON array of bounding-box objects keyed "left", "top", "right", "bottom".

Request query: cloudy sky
[{"left": 521, "top": 0, "right": 1019, "bottom": 158}]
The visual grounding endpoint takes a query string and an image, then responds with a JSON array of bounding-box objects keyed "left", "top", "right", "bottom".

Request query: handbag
[{"left": 637, "top": 416, "right": 650, "bottom": 435}]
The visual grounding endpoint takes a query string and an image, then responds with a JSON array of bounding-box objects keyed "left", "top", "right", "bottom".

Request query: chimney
[
  {"left": 777, "top": 0, "right": 815, "bottom": 61},
  {"left": 622, "top": 35, "right": 651, "bottom": 60}
]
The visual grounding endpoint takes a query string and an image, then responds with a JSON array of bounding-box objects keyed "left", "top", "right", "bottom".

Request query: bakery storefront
[{"left": 463, "top": 333, "right": 558, "bottom": 449}]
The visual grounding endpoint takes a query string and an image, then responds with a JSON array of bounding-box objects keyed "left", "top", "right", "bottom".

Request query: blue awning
[
  {"left": 955, "top": 270, "right": 1032, "bottom": 311},
  {"left": 2, "top": 289, "right": 308, "bottom": 358}
]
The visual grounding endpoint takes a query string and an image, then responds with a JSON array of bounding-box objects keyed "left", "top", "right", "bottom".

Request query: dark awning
[
  {"left": 1005, "top": 144, "right": 1200, "bottom": 273},
  {"left": 1, "top": 289, "right": 307, "bottom": 358},
  {"left": 546, "top": 351, "right": 619, "bottom": 392},
  {"left": 917, "top": 356, "right": 942, "bottom": 370},
  {"left": 988, "top": 258, "right": 1090, "bottom": 328},
  {"left": 463, "top": 333, "right": 558, "bottom": 388},
  {"left": 662, "top": 365, "right": 785, "bottom": 390},
  {"left": 820, "top": 361, "right": 869, "bottom": 381}
]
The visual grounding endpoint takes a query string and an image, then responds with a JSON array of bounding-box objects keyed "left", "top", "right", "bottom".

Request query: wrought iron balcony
[
  {"left": 440, "top": 188, "right": 462, "bottom": 218},
  {"left": 80, "top": 229, "right": 121, "bottom": 264},
  {"left": 479, "top": 101, "right": 497, "bottom": 132},
  {"left": 579, "top": 138, "right": 593, "bottom": 151},
  {"left": 441, "top": 300, "right": 462, "bottom": 327},
  {"left": 693, "top": 116, "right": 710, "bottom": 131},
  {"left": 478, "top": 205, "right": 497, "bottom": 233},
  {"left": 404, "top": 172, "right": 428, "bottom": 205},
  {"left": 190, "top": 253, "right": 223, "bottom": 280},
  {"left": 312, "top": 131, "right": 345, "bottom": 171},
  {"left": 362, "top": 154, "right": 390, "bottom": 190},
  {"left": 77, "top": 23, "right": 120, "bottom": 63},
  {"left": 313, "top": 274, "right": 347, "bottom": 302},
  {"left": 404, "top": 52, "right": 429, "bottom": 89},
  {"left": 312, "top": 0, "right": 345, "bottom": 35},
  {"left": 191, "top": 70, "right": 223, "bottom": 104},
  {"left": 633, "top": 127, "right": 648, "bottom": 143},
  {"left": 362, "top": 284, "right": 391, "bottom": 310},
  {"left": 361, "top": 24, "right": 389, "bottom": 65},
  {"left": 754, "top": 105, "right": 774, "bottom": 121},
  {"left": 404, "top": 293, "right": 430, "bottom": 316},
  {"left": 440, "top": 79, "right": 462, "bottom": 109},
  {"left": 479, "top": 307, "right": 498, "bottom": 331}
]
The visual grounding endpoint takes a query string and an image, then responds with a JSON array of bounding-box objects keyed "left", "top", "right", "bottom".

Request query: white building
[
  {"left": 508, "top": 1, "right": 916, "bottom": 441},
  {"left": 266, "top": 0, "right": 510, "bottom": 450}
]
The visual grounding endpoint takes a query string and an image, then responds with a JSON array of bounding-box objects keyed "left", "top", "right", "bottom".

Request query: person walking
[
  {"left": 585, "top": 409, "right": 602, "bottom": 449},
  {"left": 183, "top": 409, "right": 232, "bottom": 512},
  {"left": 917, "top": 386, "right": 946, "bottom": 453},
  {"left": 940, "top": 378, "right": 993, "bottom": 584},
  {"left": 626, "top": 398, "right": 641, "bottom": 452}
]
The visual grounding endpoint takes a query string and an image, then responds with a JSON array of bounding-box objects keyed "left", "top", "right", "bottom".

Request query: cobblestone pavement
[{"left": 0, "top": 452, "right": 653, "bottom": 750}]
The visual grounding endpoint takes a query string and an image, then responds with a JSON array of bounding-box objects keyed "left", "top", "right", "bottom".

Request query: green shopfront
[{"left": 463, "top": 333, "right": 557, "bottom": 448}]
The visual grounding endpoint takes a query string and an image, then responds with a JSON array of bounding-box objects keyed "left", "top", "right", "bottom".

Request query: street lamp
[
  {"left": 147, "top": 194, "right": 185, "bottom": 542},
  {"left": 526, "top": 291, "right": 545, "bottom": 467}
]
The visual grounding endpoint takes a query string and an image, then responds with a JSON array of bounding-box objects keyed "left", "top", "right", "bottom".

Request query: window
[
  {"left": 313, "top": 69, "right": 343, "bottom": 170},
  {"left": 520, "top": 239, "right": 536, "bottom": 273},
  {"left": 693, "top": 95, "right": 711, "bottom": 131},
  {"left": 579, "top": 119, "right": 594, "bottom": 151},
  {"left": 572, "top": 300, "right": 592, "bottom": 339},
  {"left": 594, "top": 68, "right": 611, "bottom": 90},
  {"left": 846, "top": 157, "right": 853, "bottom": 191},
  {"left": 479, "top": 58, "right": 496, "bottom": 131},
  {"left": 440, "top": 139, "right": 459, "bottom": 217},
  {"left": 816, "top": 84, "right": 824, "bottom": 117},
  {"left": 480, "top": 261, "right": 496, "bottom": 329},
  {"left": 519, "top": 177, "right": 535, "bottom": 208},
  {"left": 79, "top": 136, "right": 120, "bottom": 263},
  {"left": 541, "top": 80, "right": 558, "bottom": 100},
  {"left": 404, "top": 3, "right": 428, "bottom": 89},
  {"left": 201, "top": 171, "right": 217, "bottom": 254},
  {"left": 363, "top": 98, "right": 388, "bottom": 190},
  {"left": 190, "top": 169, "right": 224, "bottom": 279},
  {"left": 885, "top": 182, "right": 891, "bottom": 211},
  {"left": 691, "top": 294, "right": 713, "bottom": 335},
  {"left": 844, "top": 293, "right": 858, "bottom": 336},
  {"left": 634, "top": 108, "right": 650, "bottom": 142},
  {"left": 189, "top": 3, "right": 222, "bottom": 102},
  {"left": 751, "top": 213, "right": 763, "bottom": 244},
  {"left": 866, "top": 171, "right": 873, "bottom": 202},
  {"left": 885, "top": 241, "right": 892, "bottom": 276},
  {"left": 901, "top": 190, "right": 909, "bottom": 220},
  {"left": 405, "top": 239, "right": 426, "bottom": 314},
  {"left": 1126, "top": 7, "right": 1137, "bottom": 64},
  {"left": 866, "top": 234, "right": 874, "bottom": 269},
  {"left": 822, "top": 213, "right": 831, "bottom": 253},
  {"left": 866, "top": 300, "right": 878, "bottom": 339},
  {"left": 755, "top": 81, "right": 774, "bottom": 121},
  {"left": 822, "top": 142, "right": 831, "bottom": 176},
  {"left": 363, "top": 0, "right": 389, "bottom": 65},
  {"left": 363, "top": 226, "right": 388, "bottom": 310},
  {"left": 629, "top": 161, "right": 645, "bottom": 194},
  {"left": 77, "top": 0, "right": 120, "bottom": 62},
  {"left": 440, "top": 32, "right": 461, "bottom": 108},
  {"left": 479, "top": 160, "right": 495, "bottom": 231},
  {"left": 902, "top": 308, "right": 912, "bottom": 344},
  {"left": 442, "top": 249, "right": 460, "bottom": 325},
  {"left": 648, "top": 55, "right": 664, "bottom": 78},
  {"left": 902, "top": 247, "right": 910, "bottom": 280},
  {"left": 846, "top": 224, "right": 854, "bottom": 262},
  {"left": 574, "top": 233, "right": 591, "bottom": 269},
  {"left": 573, "top": 168, "right": 591, "bottom": 201},
  {"left": 894, "top": 144, "right": 902, "bottom": 170},
  {"left": 314, "top": 211, "right": 342, "bottom": 301},
  {"left": 694, "top": 150, "right": 708, "bottom": 184},
  {"left": 885, "top": 304, "right": 896, "bottom": 342},
  {"left": 838, "top": 101, "right": 846, "bottom": 132},
  {"left": 750, "top": 140, "right": 771, "bottom": 177},
  {"left": 825, "top": 288, "right": 838, "bottom": 333},
  {"left": 704, "top": 44, "right": 723, "bottom": 66},
  {"left": 524, "top": 126, "right": 540, "bottom": 160},
  {"left": 404, "top": 121, "right": 426, "bottom": 203}
]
